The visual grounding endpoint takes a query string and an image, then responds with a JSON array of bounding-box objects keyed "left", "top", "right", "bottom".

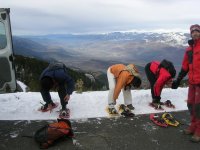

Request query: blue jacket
[{"left": 40, "top": 68, "right": 74, "bottom": 95}]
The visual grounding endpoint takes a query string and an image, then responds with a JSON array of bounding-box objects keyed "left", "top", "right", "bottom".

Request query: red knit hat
[{"left": 190, "top": 24, "right": 200, "bottom": 34}]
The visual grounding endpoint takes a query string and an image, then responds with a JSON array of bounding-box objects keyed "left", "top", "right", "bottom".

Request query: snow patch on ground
[{"left": 0, "top": 88, "right": 188, "bottom": 120}]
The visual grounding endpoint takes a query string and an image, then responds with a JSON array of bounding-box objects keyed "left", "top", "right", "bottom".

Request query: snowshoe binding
[
  {"left": 59, "top": 108, "right": 70, "bottom": 119},
  {"left": 118, "top": 104, "right": 135, "bottom": 117},
  {"left": 149, "top": 102, "right": 164, "bottom": 110},
  {"left": 162, "top": 113, "right": 179, "bottom": 127},
  {"left": 106, "top": 106, "right": 119, "bottom": 117},
  {"left": 38, "top": 102, "right": 59, "bottom": 112},
  {"left": 150, "top": 114, "right": 168, "bottom": 127},
  {"left": 163, "top": 100, "right": 175, "bottom": 108}
]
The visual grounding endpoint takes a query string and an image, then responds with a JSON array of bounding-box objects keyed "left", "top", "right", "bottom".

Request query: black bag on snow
[
  {"left": 34, "top": 119, "right": 74, "bottom": 149},
  {"left": 159, "top": 59, "right": 176, "bottom": 78}
]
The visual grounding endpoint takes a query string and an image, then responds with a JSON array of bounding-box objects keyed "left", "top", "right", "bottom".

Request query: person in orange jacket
[
  {"left": 172, "top": 24, "right": 200, "bottom": 142},
  {"left": 107, "top": 64, "right": 142, "bottom": 114}
]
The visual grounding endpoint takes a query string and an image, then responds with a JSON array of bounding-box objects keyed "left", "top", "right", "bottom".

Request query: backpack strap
[
  {"left": 116, "top": 64, "right": 141, "bottom": 79},
  {"left": 125, "top": 64, "right": 140, "bottom": 78}
]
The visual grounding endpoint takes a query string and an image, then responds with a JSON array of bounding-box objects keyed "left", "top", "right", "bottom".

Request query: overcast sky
[{"left": 1, "top": 0, "right": 200, "bottom": 35}]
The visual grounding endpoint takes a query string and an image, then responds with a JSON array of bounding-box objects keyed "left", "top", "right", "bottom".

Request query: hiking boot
[
  {"left": 191, "top": 135, "right": 200, "bottom": 142},
  {"left": 41, "top": 102, "right": 56, "bottom": 112},
  {"left": 127, "top": 104, "right": 135, "bottom": 110},
  {"left": 183, "top": 128, "right": 193, "bottom": 135}
]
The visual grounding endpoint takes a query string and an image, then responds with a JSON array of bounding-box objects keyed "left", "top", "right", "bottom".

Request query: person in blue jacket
[{"left": 39, "top": 62, "right": 74, "bottom": 116}]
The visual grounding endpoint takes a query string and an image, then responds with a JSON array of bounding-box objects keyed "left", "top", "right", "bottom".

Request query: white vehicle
[{"left": 0, "top": 8, "right": 17, "bottom": 93}]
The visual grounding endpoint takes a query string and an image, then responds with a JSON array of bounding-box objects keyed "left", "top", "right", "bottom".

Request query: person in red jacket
[
  {"left": 172, "top": 24, "right": 200, "bottom": 142},
  {"left": 145, "top": 60, "right": 176, "bottom": 109}
]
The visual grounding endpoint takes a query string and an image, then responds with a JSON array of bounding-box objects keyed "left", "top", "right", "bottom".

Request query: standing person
[
  {"left": 107, "top": 64, "right": 141, "bottom": 114},
  {"left": 172, "top": 24, "right": 200, "bottom": 142},
  {"left": 145, "top": 59, "right": 176, "bottom": 109},
  {"left": 39, "top": 62, "right": 74, "bottom": 117}
]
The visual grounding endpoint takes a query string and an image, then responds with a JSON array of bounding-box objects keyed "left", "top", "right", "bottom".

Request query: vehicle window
[{"left": 0, "top": 21, "right": 7, "bottom": 50}]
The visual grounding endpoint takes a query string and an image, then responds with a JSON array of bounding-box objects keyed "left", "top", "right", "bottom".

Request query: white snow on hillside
[
  {"left": 160, "top": 32, "right": 187, "bottom": 46},
  {"left": 0, "top": 88, "right": 188, "bottom": 120}
]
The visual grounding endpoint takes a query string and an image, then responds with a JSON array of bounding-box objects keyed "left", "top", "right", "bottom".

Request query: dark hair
[
  {"left": 132, "top": 76, "right": 141, "bottom": 88},
  {"left": 40, "top": 77, "right": 53, "bottom": 90}
]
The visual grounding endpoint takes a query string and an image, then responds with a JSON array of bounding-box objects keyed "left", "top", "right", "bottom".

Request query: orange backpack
[{"left": 34, "top": 118, "right": 74, "bottom": 149}]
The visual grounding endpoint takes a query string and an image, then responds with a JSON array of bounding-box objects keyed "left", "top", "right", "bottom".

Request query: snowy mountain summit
[{"left": 103, "top": 31, "right": 189, "bottom": 47}]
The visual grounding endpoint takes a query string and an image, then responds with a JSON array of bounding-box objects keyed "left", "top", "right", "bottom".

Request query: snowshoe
[
  {"left": 59, "top": 108, "right": 70, "bottom": 119},
  {"left": 106, "top": 106, "right": 119, "bottom": 117},
  {"left": 150, "top": 114, "right": 168, "bottom": 127},
  {"left": 162, "top": 113, "right": 179, "bottom": 127},
  {"left": 118, "top": 104, "right": 135, "bottom": 118},
  {"left": 149, "top": 102, "right": 164, "bottom": 110},
  {"left": 38, "top": 102, "right": 59, "bottom": 112},
  {"left": 163, "top": 100, "right": 175, "bottom": 108}
]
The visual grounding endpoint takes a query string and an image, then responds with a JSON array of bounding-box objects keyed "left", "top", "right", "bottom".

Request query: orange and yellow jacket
[{"left": 110, "top": 64, "right": 138, "bottom": 101}]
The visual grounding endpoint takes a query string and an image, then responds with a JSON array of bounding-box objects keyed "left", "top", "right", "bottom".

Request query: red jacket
[
  {"left": 150, "top": 61, "right": 172, "bottom": 96},
  {"left": 181, "top": 39, "right": 200, "bottom": 84}
]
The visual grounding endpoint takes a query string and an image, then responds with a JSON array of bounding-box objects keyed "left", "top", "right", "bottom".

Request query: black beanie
[
  {"left": 40, "top": 77, "right": 53, "bottom": 90},
  {"left": 132, "top": 76, "right": 141, "bottom": 88}
]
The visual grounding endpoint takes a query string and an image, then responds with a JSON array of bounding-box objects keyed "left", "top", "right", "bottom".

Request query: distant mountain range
[{"left": 13, "top": 31, "right": 190, "bottom": 73}]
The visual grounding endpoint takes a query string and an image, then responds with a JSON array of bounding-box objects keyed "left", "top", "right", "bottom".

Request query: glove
[
  {"left": 171, "top": 80, "right": 180, "bottom": 89},
  {"left": 171, "top": 68, "right": 188, "bottom": 89}
]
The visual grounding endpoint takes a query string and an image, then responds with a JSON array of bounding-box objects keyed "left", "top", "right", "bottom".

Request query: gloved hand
[
  {"left": 171, "top": 68, "right": 187, "bottom": 89},
  {"left": 171, "top": 80, "right": 180, "bottom": 89}
]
